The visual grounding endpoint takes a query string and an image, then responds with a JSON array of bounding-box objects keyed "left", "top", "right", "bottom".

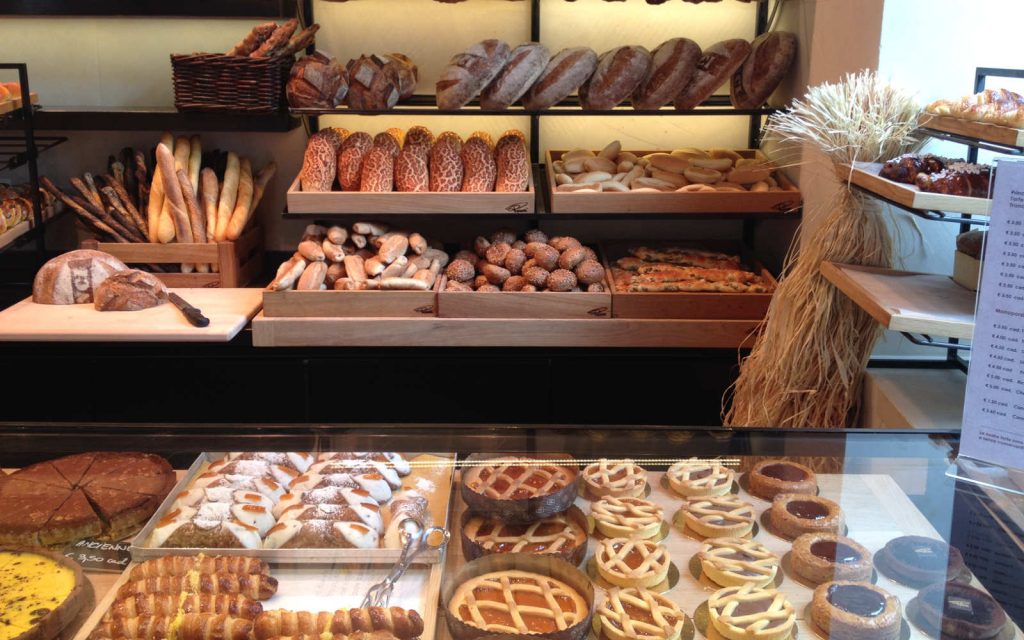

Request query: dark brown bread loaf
[
  {"left": 383, "top": 53, "right": 419, "bottom": 100},
  {"left": 480, "top": 42, "right": 550, "bottom": 110},
  {"left": 436, "top": 39, "right": 512, "bottom": 110},
  {"left": 522, "top": 47, "right": 598, "bottom": 111},
  {"left": 731, "top": 31, "right": 797, "bottom": 109},
  {"left": 633, "top": 38, "right": 701, "bottom": 110},
  {"left": 580, "top": 45, "right": 651, "bottom": 110},
  {"left": 346, "top": 54, "right": 401, "bottom": 110},
  {"left": 94, "top": 269, "right": 168, "bottom": 312},
  {"left": 675, "top": 39, "right": 751, "bottom": 110},
  {"left": 287, "top": 51, "right": 348, "bottom": 109},
  {"left": 33, "top": 249, "right": 128, "bottom": 305}
]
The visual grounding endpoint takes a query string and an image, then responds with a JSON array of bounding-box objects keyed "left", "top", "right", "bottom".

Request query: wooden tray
[
  {"left": 131, "top": 451, "right": 455, "bottom": 564},
  {"left": 838, "top": 161, "right": 992, "bottom": 214},
  {"left": 821, "top": 262, "right": 976, "bottom": 340},
  {"left": 918, "top": 112, "right": 1024, "bottom": 150},
  {"left": 0, "top": 92, "right": 38, "bottom": 115},
  {"left": 286, "top": 174, "right": 536, "bottom": 215},
  {"left": 436, "top": 275, "right": 612, "bottom": 319},
  {"left": 545, "top": 149, "right": 802, "bottom": 214},
  {"left": 81, "top": 224, "right": 264, "bottom": 288},
  {"left": 263, "top": 275, "right": 442, "bottom": 318},
  {"left": 0, "top": 288, "right": 261, "bottom": 342},
  {"left": 602, "top": 242, "right": 777, "bottom": 320}
]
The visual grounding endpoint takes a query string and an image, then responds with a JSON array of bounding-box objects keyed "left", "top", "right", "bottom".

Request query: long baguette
[
  {"left": 148, "top": 133, "right": 173, "bottom": 241},
  {"left": 215, "top": 152, "right": 241, "bottom": 241},
  {"left": 226, "top": 158, "right": 254, "bottom": 241},
  {"left": 135, "top": 151, "right": 150, "bottom": 218},
  {"left": 108, "top": 174, "right": 147, "bottom": 235},
  {"left": 188, "top": 135, "right": 202, "bottom": 194},
  {"left": 156, "top": 144, "right": 195, "bottom": 272},
  {"left": 157, "top": 136, "right": 192, "bottom": 243},
  {"left": 200, "top": 168, "right": 220, "bottom": 272},
  {"left": 177, "top": 168, "right": 209, "bottom": 273},
  {"left": 100, "top": 186, "right": 146, "bottom": 241},
  {"left": 43, "top": 178, "right": 129, "bottom": 243}
]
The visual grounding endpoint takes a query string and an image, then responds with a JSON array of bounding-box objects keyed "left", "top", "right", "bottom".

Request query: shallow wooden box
[
  {"left": 80, "top": 225, "right": 263, "bottom": 288},
  {"left": 545, "top": 149, "right": 802, "bottom": 214},
  {"left": 263, "top": 275, "right": 442, "bottom": 318},
  {"left": 286, "top": 173, "right": 536, "bottom": 214},
  {"left": 603, "top": 242, "right": 777, "bottom": 320},
  {"left": 436, "top": 276, "right": 612, "bottom": 319}
]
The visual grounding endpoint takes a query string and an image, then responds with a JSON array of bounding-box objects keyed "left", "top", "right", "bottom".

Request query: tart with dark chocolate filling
[
  {"left": 916, "top": 582, "right": 1006, "bottom": 640},
  {"left": 767, "top": 493, "right": 844, "bottom": 540},
  {"left": 811, "top": 581, "right": 902, "bottom": 640},
  {"left": 748, "top": 460, "right": 817, "bottom": 500},
  {"left": 791, "top": 533, "right": 872, "bottom": 584},
  {"left": 879, "top": 535, "right": 966, "bottom": 586}
]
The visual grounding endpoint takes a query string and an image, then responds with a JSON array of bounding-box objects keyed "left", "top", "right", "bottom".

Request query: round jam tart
[
  {"left": 596, "top": 537, "right": 672, "bottom": 588},
  {"left": 666, "top": 459, "right": 734, "bottom": 498},
  {"left": 810, "top": 581, "right": 902, "bottom": 640},
  {"left": 699, "top": 537, "right": 779, "bottom": 588},
  {"left": 791, "top": 533, "right": 872, "bottom": 584},
  {"left": 0, "top": 545, "right": 87, "bottom": 640},
  {"left": 592, "top": 496, "right": 664, "bottom": 539},
  {"left": 461, "top": 457, "right": 578, "bottom": 523},
  {"left": 598, "top": 587, "right": 687, "bottom": 640},
  {"left": 582, "top": 459, "right": 647, "bottom": 498},
  {"left": 880, "top": 535, "right": 966, "bottom": 585},
  {"left": 748, "top": 460, "right": 817, "bottom": 500},
  {"left": 448, "top": 569, "right": 589, "bottom": 636},
  {"left": 681, "top": 495, "right": 755, "bottom": 538},
  {"left": 708, "top": 583, "right": 796, "bottom": 640},
  {"left": 767, "top": 493, "right": 843, "bottom": 539},
  {"left": 462, "top": 509, "right": 588, "bottom": 565},
  {"left": 916, "top": 582, "right": 1007, "bottom": 640}
]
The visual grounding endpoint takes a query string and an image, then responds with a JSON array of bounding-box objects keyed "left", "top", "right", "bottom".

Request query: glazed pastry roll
[
  {"left": 263, "top": 519, "right": 380, "bottom": 549},
  {"left": 115, "top": 573, "right": 279, "bottom": 601},
  {"left": 103, "top": 594, "right": 263, "bottom": 621},
  {"left": 128, "top": 555, "right": 269, "bottom": 580},
  {"left": 253, "top": 608, "right": 424, "bottom": 640}
]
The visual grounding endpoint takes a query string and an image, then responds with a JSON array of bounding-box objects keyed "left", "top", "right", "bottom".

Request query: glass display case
[{"left": 0, "top": 424, "right": 1020, "bottom": 640}]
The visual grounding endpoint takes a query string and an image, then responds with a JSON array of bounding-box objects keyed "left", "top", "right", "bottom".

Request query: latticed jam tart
[{"left": 448, "top": 569, "right": 589, "bottom": 635}]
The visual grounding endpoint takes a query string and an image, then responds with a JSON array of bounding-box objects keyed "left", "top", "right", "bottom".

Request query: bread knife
[{"left": 167, "top": 292, "right": 210, "bottom": 327}]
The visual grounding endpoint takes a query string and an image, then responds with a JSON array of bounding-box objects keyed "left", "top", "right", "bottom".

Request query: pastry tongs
[{"left": 361, "top": 518, "right": 450, "bottom": 608}]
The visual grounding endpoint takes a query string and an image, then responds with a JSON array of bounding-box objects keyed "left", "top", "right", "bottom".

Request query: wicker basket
[{"left": 171, "top": 53, "right": 292, "bottom": 113}]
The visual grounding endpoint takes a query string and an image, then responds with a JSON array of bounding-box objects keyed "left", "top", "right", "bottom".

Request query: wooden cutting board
[{"left": 0, "top": 288, "right": 261, "bottom": 342}]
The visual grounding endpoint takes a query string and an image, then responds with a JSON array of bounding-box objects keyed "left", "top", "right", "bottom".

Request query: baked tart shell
[
  {"left": 790, "top": 533, "right": 872, "bottom": 584},
  {"left": 442, "top": 552, "right": 595, "bottom": 640},
  {"left": 461, "top": 454, "right": 579, "bottom": 525},
  {"left": 747, "top": 461, "right": 818, "bottom": 500},
  {"left": 0, "top": 544, "right": 89, "bottom": 640},
  {"left": 460, "top": 505, "right": 589, "bottom": 567}
]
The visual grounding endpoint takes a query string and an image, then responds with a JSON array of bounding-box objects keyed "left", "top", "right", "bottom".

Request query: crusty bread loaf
[
  {"left": 436, "top": 39, "right": 512, "bottom": 110},
  {"left": 346, "top": 54, "right": 401, "bottom": 110},
  {"left": 359, "top": 146, "right": 395, "bottom": 192},
  {"left": 429, "top": 132, "right": 464, "bottom": 192},
  {"left": 94, "top": 269, "right": 168, "bottom": 312},
  {"left": 460, "top": 136, "right": 497, "bottom": 192},
  {"left": 33, "top": 249, "right": 128, "bottom": 305},
  {"left": 522, "top": 47, "right": 598, "bottom": 111},
  {"left": 731, "top": 31, "right": 797, "bottom": 109},
  {"left": 287, "top": 51, "right": 348, "bottom": 109},
  {"left": 395, "top": 148, "right": 429, "bottom": 192},
  {"left": 580, "top": 45, "right": 651, "bottom": 110},
  {"left": 300, "top": 134, "right": 338, "bottom": 192},
  {"left": 633, "top": 38, "right": 700, "bottom": 110},
  {"left": 373, "top": 130, "right": 402, "bottom": 157},
  {"left": 336, "top": 132, "right": 373, "bottom": 191},
  {"left": 480, "top": 42, "right": 550, "bottom": 110},
  {"left": 494, "top": 131, "right": 529, "bottom": 192},
  {"left": 675, "top": 39, "right": 751, "bottom": 110},
  {"left": 383, "top": 53, "right": 419, "bottom": 100}
]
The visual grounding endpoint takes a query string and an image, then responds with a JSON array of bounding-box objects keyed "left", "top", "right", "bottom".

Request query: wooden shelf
[
  {"left": 32, "top": 107, "right": 300, "bottom": 132},
  {"left": 0, "top": 221, "right": 32, "bottom": 253},
  {"left": 251, "top": 313, "right": 761, "bottom": 348},
  {"left": 918, "top": 113, "right": 1024, "bottom": 153},
  {"left": 821, "top": 261, "right": 976, "bottom": 340},
  {"left": 839, "top": 161, "right": 991, "bottom": 215}
]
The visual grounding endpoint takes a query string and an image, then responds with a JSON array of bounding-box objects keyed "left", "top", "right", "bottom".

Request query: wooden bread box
[
  {"left": 262, "top": 275, "right": 442, "bottom": 318},
  {"left": 602, "top": 241, "right": 777, "bottom": 320},
  {"left": 80, "top": 224, "right": 263, "bottom": 288},
  {"left": 436, "top": 276, "right": 612, "bottom": 319},
  {"left": 546, "top": 149, "right": 801, "bottom": 214}
]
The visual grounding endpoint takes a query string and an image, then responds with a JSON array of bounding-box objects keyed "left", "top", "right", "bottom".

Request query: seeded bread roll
[
  {"left": 480, "top": 42, "right": 551, "bottom": 110},
  {"left": 633, "top": 38, "right": 701, "bottom": 110},
  {"left": 336, "top": 132, "right": 373, "bottom": 191},
  {"left": 675, "top": 39, "right": 751, "bottom": 111},
  {"left": 580, "top": 45, "right": 652, "bottom": 111},
  {"left": 460, "top": 136, "right": 497, "bottom": 192},
  {"left": 522, "top": 47, "right": 598, "bottom": 111},
  {"left": 436, "top": 39, "right": 512, "bottom": 110}
]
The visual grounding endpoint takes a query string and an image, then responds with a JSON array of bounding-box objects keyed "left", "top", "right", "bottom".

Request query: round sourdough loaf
[
  {"left": 633, "top": 37, "right": 701, "bottom": 110},
  {"left": 32, "top": 249, "right": 127, "bottom": 305},
  {"left": 436, "top": 39, "right": 512, "bottom": 110},
  {"left": 522, "top": 47, "right": 598, "bottom": 111},
  {"left": 580, "top": 45, "right": 652, "bottom": 111},
  {"left": 480, "top": 42, "right": 550, "bottom": 110},
  {"left": 675, "top": 39, "right": 752, "bottom": 111},
  {"left": 93, "top": 269, "right": 168, "bottom": 312},
  {"left": 731, "top": 31, "right": 797, "bottom": 109}
]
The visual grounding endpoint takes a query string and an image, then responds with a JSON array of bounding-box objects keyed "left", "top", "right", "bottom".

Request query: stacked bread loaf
[
  {"left": 287, "top": 50, "right": 417, "bottom": 110},
  {"left": 269, "top": 222, "right": 450, "bottom": 292},
  {"left": 298, "top": 126, "right": 529, "bottom": 193},
  {"left": 444, "top": 228, "right": 606, "bottom": 293},
  {"left": 552, "top": 140, "right": 795, "bottom": 194},
  {"left": 436, "top": 33, "right": 795, "bottom": 111}
]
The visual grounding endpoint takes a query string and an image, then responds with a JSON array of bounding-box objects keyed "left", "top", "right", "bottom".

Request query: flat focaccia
[
  {"left": 634, "top": 265, "right": 767, "bottom": 285},
  {"left": 629, "top": 246, "right": 744, "bottom": 271},
  {"left": 628, "top": 280, "right": 772, "bottom": 293}
]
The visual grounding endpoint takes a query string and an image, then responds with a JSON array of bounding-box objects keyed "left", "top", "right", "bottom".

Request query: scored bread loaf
[
  {"left": 633, "top": 37, "right": 701, "bottom": 110},
  {"left": 93, "top": 269, "right": 168, "bottom": 311},
  {"left": 346, "top": 54, "right": 401, "bottom": 110},
  {"left": 300, "top": 133, "right": 338, "bottom": 192},
  {"left": 394, "top": 147, "right": 429, "bottom": 192},
  {"left": 436, "top": 39, "right": 512, "bottom": 110},
  {"left": 460, "top": 135, "right": 497, "bottom": 192},
  {"left": 675, "top": 39, "right": 751, "bottom": 110},
  {"left": 383, "top": 53, "right": 418, "bottom": 100},
  {"left": 359, "top": 146, "right": 395, "bottom": 192},
  {"left": 480, "top": 42, "right": 550, "bottom": 110},
  {"left": 336, "top": 132, "right": 373, "bottom": 191},
  {"left": 731, "top": 31, "right": 797, "bottom": 109},
  {"left": 287, "top": 51, "right": 348, "bottom": 109},
  {"left": 429, "top": 132, "right": 464, "bottom": 192},
  {"left": 522, "top": 47, "right": 598, "bottom": 111},
  {"left": 494, "top": 131, "right": 529, "bottom": 192},
  {"left": 580, "top": 45, "right": 651, "bottom": 110},
  {"left": 32, "top": 249, "right": 128, "bottom": 305}
]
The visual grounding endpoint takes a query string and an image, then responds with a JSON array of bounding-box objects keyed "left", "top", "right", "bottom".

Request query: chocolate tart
[
  {"left": 0, "top": 545, "right": 88, "bottom": 640},
  {"left": 915, "top": 582, "right": 1007, "bottom": 640},
  {"left": 461, "top": 455, "right": 578, "bottom": 524},
  {"left": 767, "top": 494, "right": 843, "bottom": 540},
  {"left": 810, "top": 581, "right": 902, "bottom": 640},
  {"left": 596, "top": 587, "right": 689, "bottom": 640},
  {"left": 708, "top": 583, "right": 796, "bottom": 640},
  {"left": 442, "top": 552, "right": 595, "bottom": 640},
  {"left": 747, "top": 461, "right": 817, "bottom": 500},
  {"left": 461, "top": 505, "right": 589, "bottom": 566},
  {"left": 791, "top": 533, "right": 872, "bottom": 584},
  {"left": 877, "top": 536, "right": 966, "bottom": 587}
]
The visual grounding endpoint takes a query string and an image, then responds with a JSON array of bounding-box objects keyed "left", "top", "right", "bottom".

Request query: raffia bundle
[{"left": 724, "top": 70, "right": 921, "bottom": 428}]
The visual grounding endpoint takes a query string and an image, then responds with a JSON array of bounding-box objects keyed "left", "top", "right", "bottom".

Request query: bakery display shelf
[
  {"left": 0, "top": 91, "right": 38, "bottom": 116},
  {"left": 440, "top": 468, "right": 1020, "bottom": 640},
  {"left": 0, "top": 205, "right": 67, "bottom": 255},
  {"left": 131, "top": 451, "right": 455, "bottom": 563},
  {"left": 820, "top": 261, "right": 976, "bottom": 341},
  {"left": 0, "top": 0, "right": 298, "bottom": 17},
  {"left": 918, "top": 113, "right": 1024, "bottom": 155},
  {"left": 0, "top": 133, "right": 67, "bottom": 171},
  {"left": 31, "top": 107, "right": 300, "bottom": 132},
  {"left": 251, "top": 313, "right": 761, "bottom": 348},
  {"left": 294, "top": 94, "right": 782, "bottom": 118},
  {"left": 839, "top": 161, "right": 992, "bottom": 221}
]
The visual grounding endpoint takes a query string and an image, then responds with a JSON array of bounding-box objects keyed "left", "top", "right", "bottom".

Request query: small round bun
[
  {"left": 446, "top": 259, "right": 476, "bottom": 283},
  {"left": 575, "top": 259, "right": 604, "bottom": 285},
  {"left": 547, "top": 269, "right": 578, "bottom": 292}
]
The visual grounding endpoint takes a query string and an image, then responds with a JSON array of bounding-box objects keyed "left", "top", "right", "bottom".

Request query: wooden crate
[
  {"left": 437, "top": 276, "right": 612, "bottom": 319},
  {"left": 80, "top": 224, "right": 263, "bottom": 288},
  {"left": 546, "top": 149, "right": 801, "bottom": 214},
  {"left": 263, "top": 275, "right": 442, "bottom": 318},
  {"left": 603, "top": 242, "right": 777, "bottom": 320},
  {"left": 285, "top": 174, "right": 536, "bottom": 215}
]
